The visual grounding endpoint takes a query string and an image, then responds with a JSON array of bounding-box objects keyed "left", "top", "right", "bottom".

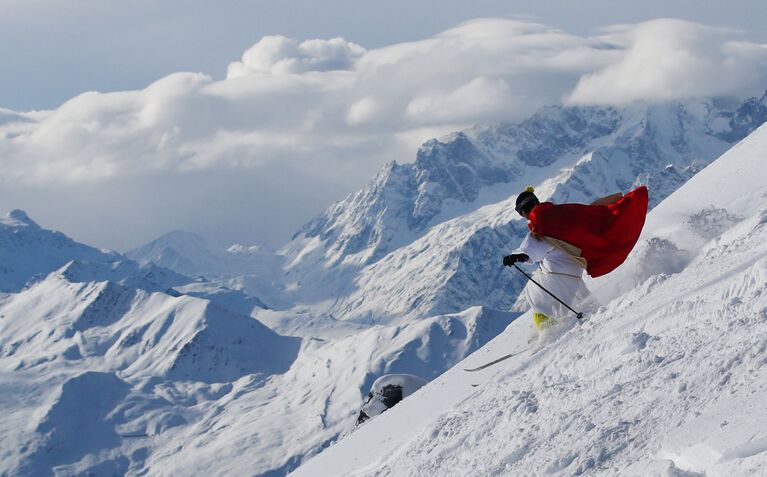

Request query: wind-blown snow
[{"left": 290, "top": 123, "right": 767, "bottom": 476}]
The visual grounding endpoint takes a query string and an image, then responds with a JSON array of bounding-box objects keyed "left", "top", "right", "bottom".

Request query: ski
[{"left": 463, "top": 349, "right": 526, "bottom": 372}]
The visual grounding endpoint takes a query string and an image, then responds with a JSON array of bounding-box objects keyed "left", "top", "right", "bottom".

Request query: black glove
[{"left": 503, "top": 253, "right": 529, "bottom": 267}]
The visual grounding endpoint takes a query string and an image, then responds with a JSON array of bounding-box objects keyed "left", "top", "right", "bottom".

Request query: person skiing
[{"left": 504, "top": 186, "right": 649, "bottom": 331}]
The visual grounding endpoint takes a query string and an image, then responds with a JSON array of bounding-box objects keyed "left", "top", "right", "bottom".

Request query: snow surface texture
[
  {"left": 291, "top": 123, "right": 767, "bottom": 476},
  {"left": 2, "top": 95, "right": 766, "bottom": 476},
  {"left": 0, "top": 276, "right": 516, "bottom": 475}
]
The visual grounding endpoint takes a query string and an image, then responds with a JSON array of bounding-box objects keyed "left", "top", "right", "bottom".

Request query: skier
[{"left": 504, "top": 186, "right": 648, "bottom": 331}]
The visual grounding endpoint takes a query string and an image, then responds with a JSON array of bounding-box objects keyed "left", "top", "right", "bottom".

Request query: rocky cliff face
[{"left": 282, "top": 94, "right": 767, "bottom": 321}]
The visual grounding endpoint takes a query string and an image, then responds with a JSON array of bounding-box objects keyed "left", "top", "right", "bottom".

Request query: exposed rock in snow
[{"left": 357, "top": 374, "right": 429, "bottom": 425}]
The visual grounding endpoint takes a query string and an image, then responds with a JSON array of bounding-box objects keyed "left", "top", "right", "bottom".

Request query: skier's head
[{"left": 515, "top": 186, "right": 539, "bottom": 218}]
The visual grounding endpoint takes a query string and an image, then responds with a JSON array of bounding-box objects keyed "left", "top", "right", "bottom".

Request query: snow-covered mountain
[
  {"left": 127, "top": 230, "right": 282, "bottom": 309},
  {"left": 0, "top": 272, "right": 300, "bottom": 476},
  {"left": 0, "top": 210, "right": 268, "bottom": 316},
  {"left": 4, "top": 92, "right": 767, "bottom": 477},
  {"left": 129, "top": 93, "right": 767, "bottom": 325},
  {"left": 278, "top": 94, "right": 766, "bottom": 324},
  {"left": 290, "top": 123, "right": 767, "bottom": 477},
  {"left": 126, "top": 230, "right": 274, "bottom": 280},
  {"left": 0, "top": 214, "right": 516, "bottom": 476},
  {"left": 0, "top": 269, "right": 517, "bottom": 475},
  {"left": 0, "top": 209, "right": 122, "bottom": 292},
  {"left": 288, "top": 94, "right": 765, "bottom": 272}
]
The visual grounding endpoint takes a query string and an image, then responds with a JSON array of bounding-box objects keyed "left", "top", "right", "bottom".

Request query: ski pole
[{"left": 512, "top": 264, "right": 583, "bottom": 320}]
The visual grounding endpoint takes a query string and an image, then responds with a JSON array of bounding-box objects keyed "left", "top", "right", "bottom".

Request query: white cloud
[
  {"left": 1, "top": 17, "right": 766, "bottom": 249},
  {"left": 227, "top": 35, "right": 365, "bottom": 78},
  {"left": 405, "top": 77, "right": 514, "bottom": 123},
  {"left": 567, "top": 19, "right": 767, "bottom": 104},
  {"left": 346, "top": 97, "right": 379, "bottom": 126}
]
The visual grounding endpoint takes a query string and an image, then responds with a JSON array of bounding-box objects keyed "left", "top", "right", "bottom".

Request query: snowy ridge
[
  {"left": 0, "top": 273, "right": 295, "bottom": 382},
  {"left": 0, "top": 208, "right": 121, "bottom": 292},
  {"left": 0, "top": 213, "right": 269, "bottom": 317},
  {"left": 290, "top": 123, "right": 767, "bottom": 476},
  {"left": 127, "top": 230, "right": 280, "bottom": 309},
  {"left": 0, "top": 272, "right": 300, "bottom": 476},
  {"left": 0, "top": 212, "right": 518, "bottom": 476},
  {"left": 279, "top": 95, "right": 766, "bottom": 324}
]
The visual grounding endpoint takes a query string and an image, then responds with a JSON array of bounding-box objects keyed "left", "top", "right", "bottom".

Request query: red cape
[{"left": 528, "top": 186, "right": 649, "bottom": 277}]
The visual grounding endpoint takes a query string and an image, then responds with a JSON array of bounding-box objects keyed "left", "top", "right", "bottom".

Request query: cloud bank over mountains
[
  {"left": 567, "top": 19, "right": 767, "bottom": 104},
  {"left": 1, "top": 18, "right": 766, "bottom": 249}
]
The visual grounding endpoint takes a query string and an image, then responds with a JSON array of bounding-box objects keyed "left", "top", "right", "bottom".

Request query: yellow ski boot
[{"left": 533, "top": 312, "right": 555, "bottom": 331}]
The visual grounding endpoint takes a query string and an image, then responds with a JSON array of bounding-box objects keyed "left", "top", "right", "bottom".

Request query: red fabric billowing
[{"left": 528, "top": 186, "right": 649, "bottom": 277}]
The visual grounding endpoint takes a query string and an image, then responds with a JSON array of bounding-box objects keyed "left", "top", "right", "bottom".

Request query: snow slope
[
  {"left": 0, "top": 278, "right": 517, "bottom": 476},
  {"left": 277, "top": 95, "right": 766, "bottom": 323},
  {"left": 290, "top": 125, "right": 767, "bottom": 476},
  {"left": 0, "top": 209, "right": 519, "bottom": 476},
  {"left": 3, "top": 95, "right": 766, "bottom": 476}
]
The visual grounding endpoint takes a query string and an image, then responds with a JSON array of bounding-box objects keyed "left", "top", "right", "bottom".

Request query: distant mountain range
[
  {"left": 279, "top": 93, "right": 767, "bottom": 323},
  {"left": 2, "top": 90, "right": 766, "bottom": 476}
]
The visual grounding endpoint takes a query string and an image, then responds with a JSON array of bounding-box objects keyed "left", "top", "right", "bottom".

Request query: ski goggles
[{"left": 515, "top": 196, "right": 536, "bottom": 214}]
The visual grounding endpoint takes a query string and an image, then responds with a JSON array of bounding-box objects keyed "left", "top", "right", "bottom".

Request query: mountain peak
[
  {"left": 155, "top": 229, "right": 209, "bottom": 244},
  {"left": 4, "top": 209, "right": 38, "bottom": 227}
]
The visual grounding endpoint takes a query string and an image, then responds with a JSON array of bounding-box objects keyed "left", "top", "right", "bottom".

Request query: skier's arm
[
  {"left": 510, "top": 232, "right": 554, "bottom": 263},
  {"left": 503, "top": 253, "right": 528, "bottom": 266},
  {"left": 590, "top": 192, "right": 623, "bottom": 206}
]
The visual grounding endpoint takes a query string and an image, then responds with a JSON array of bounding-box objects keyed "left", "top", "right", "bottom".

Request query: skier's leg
[
  {"left": 525, "top": 271, "right": 559, "bottom": 332},
  {"left": 541, "top": 273, "right": 593, "bottom": 320},
  {"left": 533, "top": 312, "right": 554, "bottom": 331},
  {"left": 525, "top": 272, "right": 585, "bottom": 344}
]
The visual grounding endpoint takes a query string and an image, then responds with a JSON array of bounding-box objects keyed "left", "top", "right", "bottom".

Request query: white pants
[{"left": 524, "top": 270, "right": 595, "bottom": 320}]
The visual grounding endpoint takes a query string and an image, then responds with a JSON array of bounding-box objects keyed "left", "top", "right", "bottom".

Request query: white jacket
[{"left": 513, "top": 232, "right": 584, "bottom": 277}]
